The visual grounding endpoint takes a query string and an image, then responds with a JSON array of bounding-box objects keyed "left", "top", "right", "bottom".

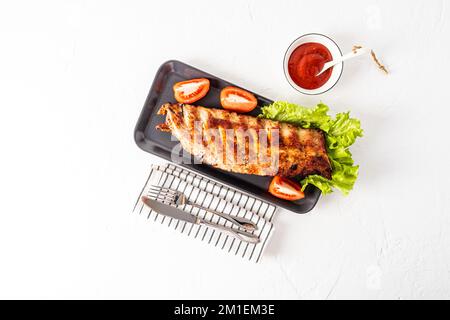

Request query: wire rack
[{"left": 133, "top": 163, "right": 277, "bottom": 263}]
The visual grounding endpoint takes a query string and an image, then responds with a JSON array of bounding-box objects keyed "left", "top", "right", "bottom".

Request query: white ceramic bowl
[{"left": 283, "top": 33, "right": 343, "bottom": 95}]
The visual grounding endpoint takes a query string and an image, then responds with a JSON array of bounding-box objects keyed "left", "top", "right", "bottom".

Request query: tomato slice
[
  {"left": 268, "top": 176, "right": 305, "bottom": 201},
  {"left": 220, "top": 86, "right": 258, "bottom": 113},
  {"left": 173, "top": 78, "right": 210, "bottom": 104}
]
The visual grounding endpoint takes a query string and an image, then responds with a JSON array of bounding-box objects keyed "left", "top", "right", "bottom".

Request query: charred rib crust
[{"left": 156, "top": 103, "right": 332, "bottom": 179}]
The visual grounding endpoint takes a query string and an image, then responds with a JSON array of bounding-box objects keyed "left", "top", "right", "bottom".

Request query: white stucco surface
[{"left": 0, "top": 0, "right": 449, "bottom": 299}]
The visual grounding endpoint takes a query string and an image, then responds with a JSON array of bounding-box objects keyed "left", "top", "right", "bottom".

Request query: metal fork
[{"left": 148, "top": 185, "right": 258, "bottom": 232}]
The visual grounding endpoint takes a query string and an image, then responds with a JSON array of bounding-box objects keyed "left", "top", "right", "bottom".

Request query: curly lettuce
[{"left": 260, "top": 101, "right": 363, "bottom": 195}]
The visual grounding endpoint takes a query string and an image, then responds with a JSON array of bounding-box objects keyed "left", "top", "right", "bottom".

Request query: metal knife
[{"left": 141, "top": 196, "right": 260, "bottom": 244}]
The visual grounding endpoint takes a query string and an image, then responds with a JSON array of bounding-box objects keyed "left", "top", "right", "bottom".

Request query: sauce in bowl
[{"left": 287, "top": 42, "right": 333, "bottom": 90}]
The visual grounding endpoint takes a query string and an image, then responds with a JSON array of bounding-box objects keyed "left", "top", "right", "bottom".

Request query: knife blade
[
  {"left": 141, "top": 196, "right": 260, "bottom": 244},
  {"left": 141, "top": 195, "right": 198, "bottom": 224}
]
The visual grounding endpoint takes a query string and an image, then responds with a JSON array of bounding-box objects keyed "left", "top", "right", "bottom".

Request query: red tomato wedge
[
  {"left": 220, "top": 86, "right": 258, "bottom": 113},
  {"left": 268, "top": 176, "right": 305, "bottom": 201},
  {"left": 173, "top": 78, "right": 210, "bottom": 104}
]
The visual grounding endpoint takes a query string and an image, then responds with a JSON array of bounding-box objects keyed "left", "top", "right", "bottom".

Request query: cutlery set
[
  {"left": 142, "top": 185, "right": 260, "bottom": 244},
  {"left": 134, "top": 164, "right": 276, "bottom": 262}
]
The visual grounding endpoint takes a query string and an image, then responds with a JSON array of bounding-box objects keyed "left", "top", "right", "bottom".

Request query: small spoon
[{"left": 316, "top": 46, "right": 370, "bottom": 76}]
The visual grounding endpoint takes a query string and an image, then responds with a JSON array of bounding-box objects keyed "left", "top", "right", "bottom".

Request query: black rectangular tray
[{"left": 134, "top": 60, "right": 321, "bottom": 213}]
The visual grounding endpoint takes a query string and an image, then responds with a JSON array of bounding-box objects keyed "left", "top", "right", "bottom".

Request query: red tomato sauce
[{"left": 287, "top": 42, "right": 333, "bottom": 90}]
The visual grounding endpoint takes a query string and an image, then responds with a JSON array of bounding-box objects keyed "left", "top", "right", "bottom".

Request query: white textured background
[{"left": 1, "top": 0, "right": 449, "bottom": 299}]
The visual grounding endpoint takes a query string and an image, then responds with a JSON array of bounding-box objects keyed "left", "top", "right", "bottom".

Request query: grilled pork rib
[{"left": 156, "top": 103, "right": 332, "bottom": 179}]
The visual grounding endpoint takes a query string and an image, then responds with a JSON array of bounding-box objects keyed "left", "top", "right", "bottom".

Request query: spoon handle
[
  {"left": 339, "top": 47, "right": 370, "bottom": 63},
  {"left": 319, "top": 47, "right": 370, "bottom": 75}
]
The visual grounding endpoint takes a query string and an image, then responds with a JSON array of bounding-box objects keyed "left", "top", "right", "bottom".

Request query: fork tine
[
  {"left": 148, "top": 189, "right": 177, "bottom": 198},
  {"left": 148, "top": 189, "right": 174, "bottom": 195},
  {"left": 147, "top": 192, "right": 175, "bottom": 203},
  {"left": 148, "top": 188, "right": 176, "bottom": 198},
  {"left": 149, "top": 185, "right": 178, "bottom": 195},
  {"left": 149, "top": 185, "right": 172, "bottom": 192},
  {"left": 148, "top": 190, "right": 176, "bottom": 199}
]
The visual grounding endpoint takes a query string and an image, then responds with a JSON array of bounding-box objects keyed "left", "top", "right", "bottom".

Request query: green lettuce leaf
[
  {"left": 259, "top": 101, "right": 363, "bottom": 195},
  {"left": 328, "top": 112, "right": 363, "bottom": 149},
  {"left": 260, "top": 101, "right": 332, "bottom": 132}
]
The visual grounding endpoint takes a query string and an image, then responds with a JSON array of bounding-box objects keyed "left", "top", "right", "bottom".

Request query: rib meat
[{"left": 156, "top": 103, "right": 332, "bottom": 179}]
